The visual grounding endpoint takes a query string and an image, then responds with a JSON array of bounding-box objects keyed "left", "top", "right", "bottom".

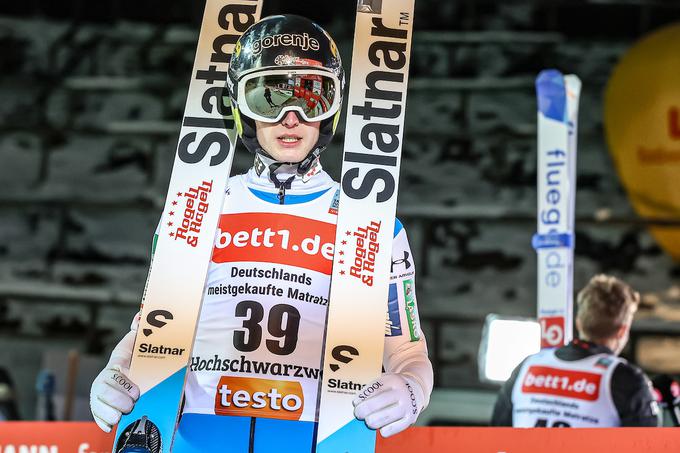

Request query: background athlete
[
  {"left": 263, "top": 86, "right": 276, "bottom": 108},
  {"left": 492, "top": 274, "right": 659, "bottom": 427},
  {"left": 90, "top": 14, "right": 433, "bottom": 452}
]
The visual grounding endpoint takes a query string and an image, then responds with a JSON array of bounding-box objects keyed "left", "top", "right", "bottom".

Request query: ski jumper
[{"left": 150, "top": 163, "right": 433, "bottom": 452}]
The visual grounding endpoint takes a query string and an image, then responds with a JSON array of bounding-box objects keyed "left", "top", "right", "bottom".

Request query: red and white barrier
[{"left": 0, "top": 423, "right": 678, "bottom": 452}]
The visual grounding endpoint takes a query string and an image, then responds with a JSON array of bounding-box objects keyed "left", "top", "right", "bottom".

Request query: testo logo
[
  {"left": 212, "top": 213, "right": 335, "bottom": 274},
  {"left": 214, "top": 376, "right": 304, "bottom": 420},
  {"left": 521, "top": 366, "right": 601, "bottom": 401}
]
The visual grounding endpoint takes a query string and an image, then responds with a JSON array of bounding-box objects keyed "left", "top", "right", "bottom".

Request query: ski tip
[
  {"left": 536, "top": 69, "right": 567, "bottom": 122},
  {"left": 535, "top": 70, "right": 582, "bottom": 121},
  {"left": 563, "top": 74, "right": 583, "bottom": 99},
  {"left": 536, "top": 69, "right": 564, "bottom": 86}
]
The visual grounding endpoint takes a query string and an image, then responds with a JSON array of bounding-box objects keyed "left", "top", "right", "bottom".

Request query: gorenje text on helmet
[{"left": 252, "top": 33, "right": 321, "bottom": 56}]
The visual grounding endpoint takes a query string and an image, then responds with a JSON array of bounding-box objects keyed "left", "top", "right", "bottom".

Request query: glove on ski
[
  {"left": 353, "top": 372, "right": 424, "bottom": 438},
  {"left": 90, "top": 322, "right": 140, "bottom": 433},
  {"left": 90, "top": 363, "right": 140, "bottom": 432}
]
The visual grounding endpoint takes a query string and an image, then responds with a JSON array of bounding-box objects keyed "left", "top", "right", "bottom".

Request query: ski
[
  {"left": 533, "top": 70, "right": 581, "bottom": 349},
  {"left": 316, "top": 1, "right": 416, "bottom": 452},
  {"left": 112, "top": 1, "right": 262, "bottom": 452}
]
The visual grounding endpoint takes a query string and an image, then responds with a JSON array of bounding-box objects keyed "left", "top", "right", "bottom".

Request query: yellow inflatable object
[{"left": 605, "top": 23, "right": 680, "bottom": 260}]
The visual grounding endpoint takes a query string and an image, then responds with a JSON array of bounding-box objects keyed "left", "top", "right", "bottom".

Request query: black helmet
[{"left": 228, "top": 15, "right": 345, "bottom": 171}]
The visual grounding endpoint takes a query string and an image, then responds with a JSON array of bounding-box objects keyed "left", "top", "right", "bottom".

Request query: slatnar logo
[
  {"left": 143, "top": 309, "right": 173, "bottom": 337},
  {"left": 329, "top": 345, "right": 359, "bottom": 372}
]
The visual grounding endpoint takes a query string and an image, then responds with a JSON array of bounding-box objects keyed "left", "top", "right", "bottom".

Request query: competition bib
[
  {"left": 183, "top": 176, "right": 337, "bottom": 422},
  {"left": 512, "top": 349, "right": 622, "bottom": 427}
]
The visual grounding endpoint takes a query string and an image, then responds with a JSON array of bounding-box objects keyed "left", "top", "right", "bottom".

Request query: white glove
[
  {"left": 353, "top": 372, "right": 424, "bottom": 438},
  {"left": 90, "top": 364, "right": 140, "bottom": 432},
  {"left": 90, "top": 326, "right": 140, "bottom": 433}
]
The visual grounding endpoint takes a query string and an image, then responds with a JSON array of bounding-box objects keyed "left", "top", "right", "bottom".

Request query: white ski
[
  {"left": 316, "top": 1, "right": 416, "bottom": 451},
  {"left": 112, "top": 2, "right": 262, "bottom": 452},
  {"left": 533, "top": 70, "right": 581, "bottom": 349}
]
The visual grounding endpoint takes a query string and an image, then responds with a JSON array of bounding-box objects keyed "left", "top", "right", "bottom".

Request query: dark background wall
[{"left": 2, "top": 0, "right": 680, "bottom": 420}]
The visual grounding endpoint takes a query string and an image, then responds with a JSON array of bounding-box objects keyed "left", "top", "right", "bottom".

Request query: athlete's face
[{"left": 256, "top": 111, "right": 320, "bottom": 163}]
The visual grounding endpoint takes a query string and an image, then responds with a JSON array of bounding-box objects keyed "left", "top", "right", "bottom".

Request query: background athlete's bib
[{"left": 512, "top": 349, "right": 621, "bottom": 427}]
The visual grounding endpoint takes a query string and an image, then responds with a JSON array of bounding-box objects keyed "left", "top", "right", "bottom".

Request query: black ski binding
[{"left": 115, "top": 415, "right": 162, "bottom": 453}]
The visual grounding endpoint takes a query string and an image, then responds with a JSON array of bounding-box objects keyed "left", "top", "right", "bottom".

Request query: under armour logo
[{"left": 391, "top": 251, "right": 412, "bottom": 273}]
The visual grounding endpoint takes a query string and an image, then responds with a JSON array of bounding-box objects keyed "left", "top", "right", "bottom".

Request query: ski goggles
[{"left": 234, "top": 69, "right": 342, "bottom": 123}]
